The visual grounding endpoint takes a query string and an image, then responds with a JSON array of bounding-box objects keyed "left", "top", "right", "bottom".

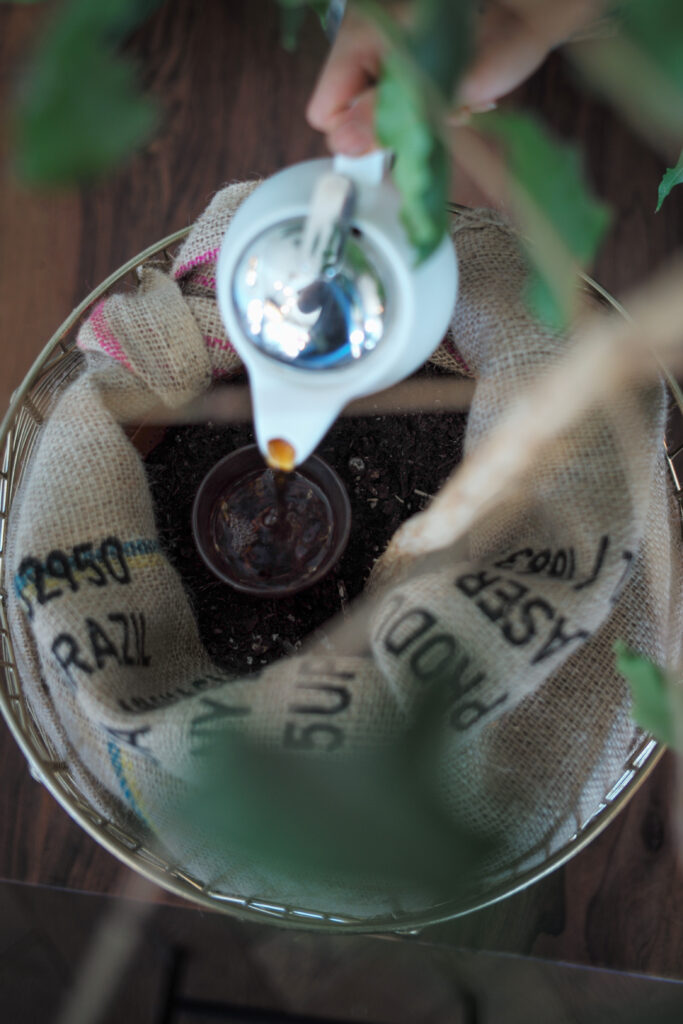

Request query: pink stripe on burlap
[
  {"left": 174, "top": 246, "right": 219, "bottom": 279},
  {"left": 193, "top": 274, "right": 216, "bottom": 291},
  {"left": 204, "top": 335, "right": 234, "bottom": 354},
  {"left": 78, "top": 301, "right": 133, "bottom": 371}
]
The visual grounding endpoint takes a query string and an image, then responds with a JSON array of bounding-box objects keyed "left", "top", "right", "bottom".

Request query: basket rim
[{"left": 0, "top": 226, "right": 669, "bottom": 933}]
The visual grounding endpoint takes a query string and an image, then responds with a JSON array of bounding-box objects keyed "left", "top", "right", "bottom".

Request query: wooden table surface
[{"left": 1, "top": 0, "right": 682, "bottom": 982}]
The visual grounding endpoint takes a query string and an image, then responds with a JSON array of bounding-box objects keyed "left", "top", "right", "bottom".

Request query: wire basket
[{"left": 0, "top": 228, "right": 675, "bottom": 933}]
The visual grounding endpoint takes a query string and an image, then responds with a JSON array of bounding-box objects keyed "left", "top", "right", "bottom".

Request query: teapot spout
[{"left": 250, "top": 378, "right": 343, "bottom": 470}]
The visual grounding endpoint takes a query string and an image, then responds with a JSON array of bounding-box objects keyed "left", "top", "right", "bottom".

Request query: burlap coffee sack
[
  {"left": 367, "top": 211, "right": 679, "bottom": 876},
  {"left": 7, "top": 193, "right": 415, "bottom": 909},
  {"left": 370, "top": 211, "right": 666, "bottom": 713},
  {"left": 6, "top": 354, "right": 410, "bottom": 912},
  {"left": 5, "top": 188, "right": 680, "bottom": 913}
]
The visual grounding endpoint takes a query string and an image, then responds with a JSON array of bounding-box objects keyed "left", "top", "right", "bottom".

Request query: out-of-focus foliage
[
  {"left": 408, "top": 0, "right": 473, "bottom": 99},
  {"left": 615, "top": 642, "right": 681, "bottom": 750},
  {"left": 376, "top": 49, "right": 450, "bottom": 261},
  {"left": 618, "top": 0, "right": 683, "bottom": 96},
  {"left": 14, "top": 0, "right": 162, "bottom": 185},
  {"left": 570, "top": 0, "right": 683, "bottom": 153},
  {"left": 8, "top": 0, "right": 682, "bottom": 287},
  {"left": 277, "top": 0, "right": 330, "bottom": 50},
  {"left": 656, "top": 148, "right": 683, "bottom": 212},
  {"left": 180, "top": 712, "right": 495, "bottom": 899},
  {"left": 357, "top": 0, "right": 610, "bottom": 322},
  {"left": 479, "top": 111, "right": 611, "bottom": 330},
  {"left": 361, "top": 0, "right": 473, "bottom": 262},
  {"left": 9, "top": 0, "right": 674, "bottom": 317}
]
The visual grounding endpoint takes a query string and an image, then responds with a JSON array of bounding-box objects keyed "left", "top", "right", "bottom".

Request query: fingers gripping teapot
[{"left": 216, "top": 151, "right": 458, "bottom": 470}]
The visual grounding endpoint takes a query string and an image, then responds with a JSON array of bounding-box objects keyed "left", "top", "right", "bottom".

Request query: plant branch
[{"left": 122, "top": 375, "right": 476, "bottom": 427}]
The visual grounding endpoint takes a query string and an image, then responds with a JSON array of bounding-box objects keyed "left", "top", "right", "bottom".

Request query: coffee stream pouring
[{"left": 216, "top": 151, "right": 458, "bottom": 470}]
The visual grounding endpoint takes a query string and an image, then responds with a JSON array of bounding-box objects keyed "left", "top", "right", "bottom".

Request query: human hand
[{"left": 307, "top": 1, "right": 602, "bottom": 155}]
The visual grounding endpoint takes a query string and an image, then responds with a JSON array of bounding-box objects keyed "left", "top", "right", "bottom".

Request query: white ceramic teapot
[{"left": 216, "top": 150, "right": 458, "bottom": 470}]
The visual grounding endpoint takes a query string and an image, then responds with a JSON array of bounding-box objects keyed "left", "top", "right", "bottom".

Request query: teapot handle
[{"left": 332, "top": 149, "right": 393, "bottom": 187}]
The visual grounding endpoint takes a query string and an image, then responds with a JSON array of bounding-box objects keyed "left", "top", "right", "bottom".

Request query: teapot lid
[{"left": 230, "top": 171, "right": 390, "bottom": 371}]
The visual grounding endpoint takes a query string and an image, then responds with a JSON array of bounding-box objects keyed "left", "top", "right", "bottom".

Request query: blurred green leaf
[
  {"left": 618, "top": 0, "right": 683, "bottom": 95},
  {"left": 524, "top": 271, "right": 568, "bottom": 333},
  {"left": 359, "top": 0, "right": 476, "bottom": 260},
  {"left": 656, "top": 148, "right": 683, "bottom": 212},
  {"left": 180, "top": 709, "right": 496, "bottom": 899},
  {"left": 14, "top": 0, "right": 162, "bottom": 186},
  {"left": 570, "top": 1, "right": 683, "bottom": 152},
  {"left": 276, "top": 0, "right": 330, "bottom": 50},
  {"left": 478, "top": 110, "right": 611, "bottom": 328},
  {"left": 376, "top": 49, "right": 449, "bottom": 262},
  {"left": 615, "top": 641, "right": 679, "bottom": 748},
  {"left": 278, "top": 4, "right": 307, "bottom": 50},
  {"left": 410, "top": 0, "right": 474, "bottom": 100}
]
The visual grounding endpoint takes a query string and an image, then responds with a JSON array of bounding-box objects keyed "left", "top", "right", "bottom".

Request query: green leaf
[
  {"left": 14, "top": 0, "right": 162, "bottom": 186},
  {"left": 615, "top": 642, "right": 678, "bottom": 748},
  {"left": 410, "top": 0, "right": 475, "bottom": 100},
  {"left": 278, "top": 4, "right": 308, "bottom": 50},
  {"left": 618, "top": 0, "right": 683, "bottom": 98},
  {"left": 276, "top": 0, "right": 330, "bottom": 50},
  {"left": 524, "top": 271, "right": 567, "bottom": 334},
  {"left": 358, "top": 0, "right": 476, "bottom": 260},
  {"left": 179, "top": 712, "right": 495, "bottom": 899},
  {"left": 376, "top": 49, "right": 449, "bottom": 261},
  {"left": 570, "top": 0, "right": 683, "bottom": 151},
  {"left": 656, "top": 148, "right": 683, "bottom": 212},
  {"left": 277, "top": 0, "right": 328, "bottom": 15},
  {"left": 481, "top": 111, "right": 611, "bottom": 265},
  {"left": 477, "top": 110, "right": 611, "bottom": 328}
]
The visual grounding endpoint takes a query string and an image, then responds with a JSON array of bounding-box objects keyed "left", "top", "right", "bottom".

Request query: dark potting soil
[{"left": 144, "top": 372, "right": 468, "bottom": 674}]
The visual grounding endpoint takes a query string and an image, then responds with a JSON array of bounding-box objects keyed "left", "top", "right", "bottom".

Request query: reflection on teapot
[{"left": 230, "top": 215, "right": 387, "bottom": 370}]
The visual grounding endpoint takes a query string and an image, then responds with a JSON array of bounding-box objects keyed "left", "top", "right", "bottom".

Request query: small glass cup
[{"left": 192, "top": 444, "right": 351, "bottom": 597}]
